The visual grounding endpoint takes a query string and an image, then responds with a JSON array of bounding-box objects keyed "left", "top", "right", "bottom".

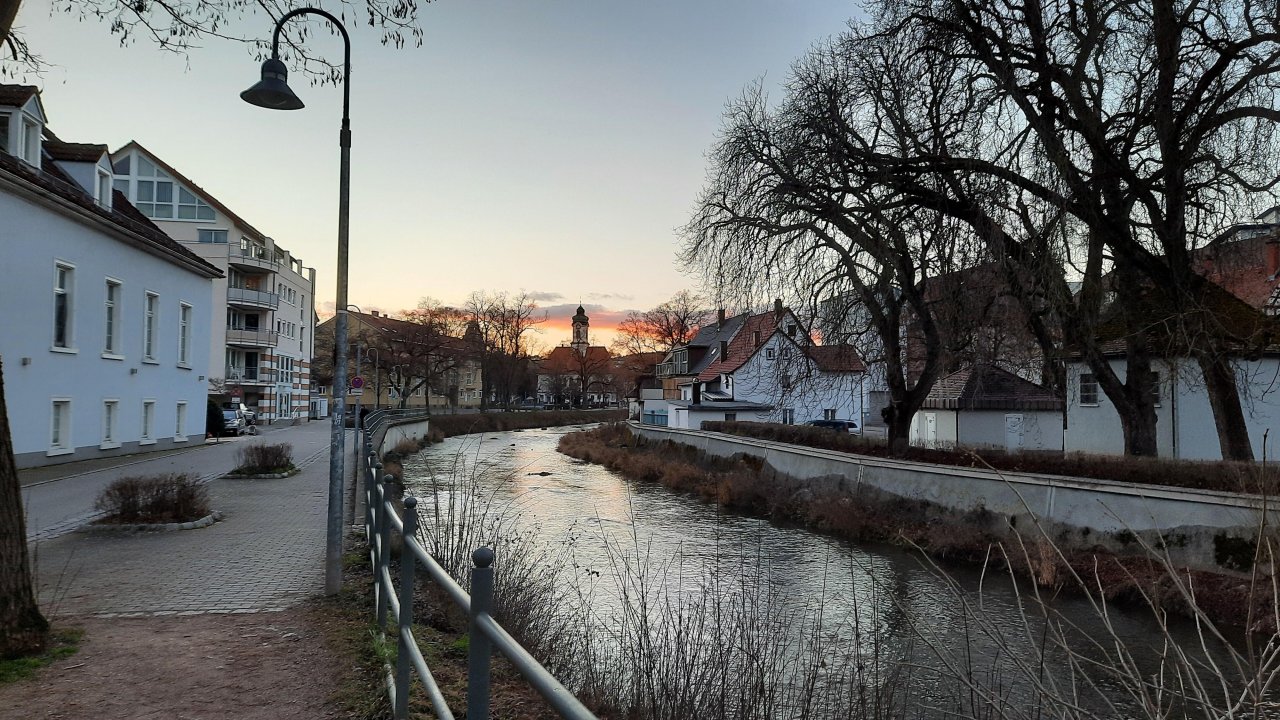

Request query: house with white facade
[
  {"left": 649, "top": 301, "right": 870, "bottom": 430},
  {"left": 0, "top": 85, "right": 221, "bottom": 468},
  {"left": 108, "top": 142, "right": 317, "bottom": 424},
  {"left": 909, "top": 365, "right": 1064, "bottom": 451}
]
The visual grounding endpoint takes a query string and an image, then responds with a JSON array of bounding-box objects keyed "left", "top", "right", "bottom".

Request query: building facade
[
  {"left": 108, "top": 142, "right": 317, "bottom": 423},
  {"left": 0, "top": 86, "right": 221, "bottom": 467}
]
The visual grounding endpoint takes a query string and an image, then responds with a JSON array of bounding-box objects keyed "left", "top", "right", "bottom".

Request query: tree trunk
[
  {"left": 0, "top": 359, "right": 49, "bottom": 658},
  {"left": 883, "top": 402, "right": 913, "bottom": 454},
  {"left": 1197, "top": 354, "right": 1254, "bottom": 461}
]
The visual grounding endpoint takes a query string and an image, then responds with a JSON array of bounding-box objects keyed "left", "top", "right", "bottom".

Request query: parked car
[
  {"left": 221, "top": 409, "right": 257, "bottom": 436},
  {"left": 222, "top": 402, "right": 256, "bottom": 425},
  {"left": 807, "top": 419, "right": 860, "bottom": 434}
]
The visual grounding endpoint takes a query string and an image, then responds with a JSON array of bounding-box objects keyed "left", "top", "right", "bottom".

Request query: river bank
[{"left": 557, "top": 423, "right": 1274, "bottom": 634}]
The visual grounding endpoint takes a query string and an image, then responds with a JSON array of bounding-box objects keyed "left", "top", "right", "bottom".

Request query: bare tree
[
  {"left": 0, "top": 359, "right": 48, "bottom": 657},
  {"left": 5, "top": 1, "right": 428, "bottom": 81},
  {"left": 611, "top": 291, "right": 710, "bottom": 357},
  {"left": 465, "top": 291, "right": 546, "bottom": 410}
]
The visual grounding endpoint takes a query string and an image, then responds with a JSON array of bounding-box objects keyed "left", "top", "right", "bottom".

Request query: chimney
[
  {"left": 719, "top": 340, "right": 728, "bottom": 360},
  {"left": 1268, "top": 240, "right": 1280, "bottom": 277},
  {"left": 773, "top": 298, "right": 784, "bottom": 320},
  {"left": 717, "top": 308, "right": 726, "bottom": 328},
  {"left": 370, "top": 310, "right": 379, "bottom": 318},
  {"left": 692, "top": 382, "right": 701, "bottom": 406}
]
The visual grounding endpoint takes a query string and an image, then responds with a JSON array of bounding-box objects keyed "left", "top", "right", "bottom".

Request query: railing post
[
  {"left": 467, "top": 546, "right": 495, "bottom": 720},
  {"left": 376, "top": 473, "right": 394, "bottom": 629},
  {"left": 393, "top": 496, "right": 419, "bottom": 720}
]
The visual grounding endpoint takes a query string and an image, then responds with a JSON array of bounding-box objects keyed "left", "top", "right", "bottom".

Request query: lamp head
[{"left": 241, "top": 57, "right": 305, "bottom": 110}]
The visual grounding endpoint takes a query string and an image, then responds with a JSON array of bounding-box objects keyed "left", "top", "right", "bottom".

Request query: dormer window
[
  {"left": 119, "top": 154, "right": 214, "bottom": 220},
  {"left": 20, "top": 116, "right": 39, "bottom": 165},
  {"left": 0, "top": 112, "right": 9, "bottom": 155},
  {"left": 96, "top": 169, "right": 112, "bottom": 209}
]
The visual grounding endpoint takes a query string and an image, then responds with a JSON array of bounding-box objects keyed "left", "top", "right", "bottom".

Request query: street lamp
[{"left": 242, "top": 7, "right": 352, "bottom": 596}]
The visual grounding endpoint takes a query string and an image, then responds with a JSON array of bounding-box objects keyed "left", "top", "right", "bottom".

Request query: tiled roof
[
  {"left": 112, "top": 140, "right": 272, "bottom": 242},
  {"left": 922, "top": 365, "right": 1062, "bottom": 411},
  {"left": 44, "top": 140, "right": 107, "bottom": 163},
  {"left": 337, "top": 311, "right": 473, "bottom": 354},
  {"left": 696, "top": 311, "right": 780, "bottom": 381},
  {"left": 0, "top": 148, "right": 221, "bottom": 278},
  {"left": 688, "top": 313, "right": 747, "bottom": 347},
  {"left": 806, "top": 345, "right": 866, "bottom": 373},
  {"left": 0, "top": 85, "right": 38, "bottom": 107},
  {"left": 541, "top": 346, "right": 612, "bottom": 374}
]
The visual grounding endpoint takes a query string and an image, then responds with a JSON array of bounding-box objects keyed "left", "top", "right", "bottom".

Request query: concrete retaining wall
[
  {"left": 629, "top": 422, "right": 1277, "bottom": 573},
  {"left": 375, "top": 417, "right": 431, "bottom": 456}
]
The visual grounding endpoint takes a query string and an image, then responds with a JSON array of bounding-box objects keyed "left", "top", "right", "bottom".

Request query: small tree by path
[{"left": 0, "top": 358, "right": 48, "bottom": 657}]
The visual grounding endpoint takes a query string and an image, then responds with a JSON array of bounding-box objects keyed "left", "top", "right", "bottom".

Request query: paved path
[{"left": 30, "top": 421, "right": 351, "bottom": 617}]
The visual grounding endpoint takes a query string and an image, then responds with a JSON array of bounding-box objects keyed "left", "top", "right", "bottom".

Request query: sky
[{"left": 12, "top": 0, "right": 859, "bottom": 347}]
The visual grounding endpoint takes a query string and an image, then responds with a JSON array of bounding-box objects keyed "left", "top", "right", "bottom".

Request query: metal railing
[
  {"left": 227, "top": 287, "right": 280, "bottom": 309},
  {"left": 226, "top": 328, "right": 280, "bottom": 347},
  {"left": 363, "top": 446, "right": 597, "bottom": 720},
  {"left": 226, "top": 365, "right": 274, "bottom": 383}
]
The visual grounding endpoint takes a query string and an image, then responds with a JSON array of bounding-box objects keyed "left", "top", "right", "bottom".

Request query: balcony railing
[
  {"left": 226, "top": 328, "right": 280, "bottom": 347},
  {"left": 226, "top": 366, "right": 274, "bottom": 384},
  {"left": 227, "top": 246, "right": 279, "bottom": 273},
  {"left": 227, "top": 287, "right": 280, "bottom": 310}
]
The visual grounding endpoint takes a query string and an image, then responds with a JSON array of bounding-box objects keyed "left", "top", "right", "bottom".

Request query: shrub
[
  {"left": 94, "top": 473, "right": 211, "bottom": 524},
  {"left": 205, "top": 398, "right": 225, "bottom": 437},
  {"left": 233, "top": 442, "right": 294, "bottom": 475}
]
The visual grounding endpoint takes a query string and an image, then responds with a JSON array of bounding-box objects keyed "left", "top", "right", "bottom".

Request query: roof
[
  {"left": 921, "top": 365, "right": 1063, "bottom": 411},
  {"left": 540, "top": 345, "right": 612, "bottom": 374},
  {"left": 806, "top": 345, "right": 866, "bottom": 373},
  {"left": 0, "top": 147, "right": 221, "bottom": 278},
  {"left": 44, "top": 140, "right": 107, "bottom": 163},
  {"left": 0, "top": 85, "right": 38, "bottom": 107},
  {"left": 667, "top": 400, "right": 773, "bottom": 411},
  {"left": 696, "top": 311, "right": 780, "bottom": 381},
  {"left": 111, "top": 140, "right": 272, "bottom": 242},
  {"left": 688, "top": 313, "right": 747, "bottom": 348}
]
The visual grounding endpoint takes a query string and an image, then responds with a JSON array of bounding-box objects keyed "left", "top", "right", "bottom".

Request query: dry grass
[
  {"left": 231, "top": 442, "right": 294, "bottom": 475},
  {"left": 93, "top": 473, "right": 211, "bottom": 524}
]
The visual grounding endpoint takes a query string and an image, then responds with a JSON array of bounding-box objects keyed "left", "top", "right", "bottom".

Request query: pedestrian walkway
[{"left": 31, "top": 421, "right": 347, "bottom": 616}]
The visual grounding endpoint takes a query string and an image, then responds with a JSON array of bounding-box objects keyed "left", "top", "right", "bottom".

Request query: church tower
[{"left": 571, "top": 305, "right": 590, "bottom": 356}]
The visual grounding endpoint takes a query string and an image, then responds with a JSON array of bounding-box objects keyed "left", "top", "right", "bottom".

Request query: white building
[
  {"left": 0, "top": 85, "right": 221, "bottom": 468},
  {"left": 108, "top": 142, "right": 317, "bottom": 423},
  {"left": 909, "top": 365, "right": 1064, "bottom": 451},
  {"left": 648, "top": 302, "right": 870, "bottom": 431}
]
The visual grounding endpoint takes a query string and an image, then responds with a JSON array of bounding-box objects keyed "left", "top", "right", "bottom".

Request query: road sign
[
  {"left": 351, "top": 376, "right": 365, "bottom": 389},
  {"left": 351, "top": 387, "right": 364, "bottom": 396},
  {"left": 230, "top": 387, "right": 243, "bottom": 400}
]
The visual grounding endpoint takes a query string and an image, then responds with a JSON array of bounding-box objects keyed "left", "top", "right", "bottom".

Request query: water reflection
[{"left": 403, "top": 426, "right": 1250, "bottom": 718}]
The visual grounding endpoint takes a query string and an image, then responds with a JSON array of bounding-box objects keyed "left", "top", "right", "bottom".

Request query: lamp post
[{"left": 242, "top": 7, "right": 352, "bottom": 595}]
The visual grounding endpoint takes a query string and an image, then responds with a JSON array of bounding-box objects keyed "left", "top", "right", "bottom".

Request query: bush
[
  {"left": 94, "top": 473, "right": 211, "bottom": 524},
  {"left": 205, "top": 398, "right": 225, "bottom": 437},
  {"left": 701, "top": 421, "right": 1273, "bottom": 494},
  {"left": 233, "top": 442, "right": 294, "bottom": 475}
]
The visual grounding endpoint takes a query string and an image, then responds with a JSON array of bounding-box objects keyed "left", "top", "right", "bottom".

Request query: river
[{"left": 402, "top": 425, "right": 1255, "bottom": 719}]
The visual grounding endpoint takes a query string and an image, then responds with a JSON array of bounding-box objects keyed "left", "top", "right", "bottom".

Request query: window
[
  {"left": 752, "top": 331, "right": 761, "bottom": 345},
  {"left": 724, "top": 412, "right": 737, "bottom": 422},
  {"left": 781, "top": 408, "right": 795, "bottom": 425},
  {"left": 20, "top": 117, "right": 38, "bottom": 165},
  {"left": 96, "top": 169, "right": 112, "bottom": 208},
  {"left": 824, "top": 409, "right": 837, "bottom": 420},
  {"left": 175, "top": 402, "right": 187, "bottom": 441},
  {"left": 102, "top": 400, "right": 119, "bottom": 448},
  {"left": 1147, "top": 371, "right": 1162, "bottom": 406},
  {"left": 143, "top": 292, "right": 158, "bottom": 360},
  {"left": 766, "top": 348, "right": 775, "bottom": 360},
  {"left": 781, "top": 373, "right": 792, "bottom": 390},
  {"left": 53, "top": 263, "right": 73, "bottom": 349},
  {"left": 130, "top": 155, "right": 214, "bottom": 220},
  {"left": 178, "top": 303, "right": 192, "bottom": 365},
  {"left": 0, "top": 112, "right": 9, "bottom": 154},
  {"left": 1080, "top": 373, "right": 1099, "bottom": 405},
  {"left": 104, "top": 280, "right": 121, "bottom": 355},
  {"left": 786, "top": 323, "right": 797, "bottom": 337},
  {"left": 141, "top": 400, "right": 155, "bottom": 443},
  {"left": 50, "top": 399, "right": 71, "bottom": 453},
  {"left": 198, "top": 229, "right": 228, "bottom": 244}
]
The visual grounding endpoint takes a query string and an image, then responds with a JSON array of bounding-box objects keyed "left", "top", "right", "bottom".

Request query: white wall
[
  {"left": 957, "top": 410, "right": 1063, "bottom": 451},
  {"left": 1065, "top": 357, "right": 1280, "bottom": 460},
  {"left": 729, "top": 334, "right": 866, "bottom": 425},
  {"left": 0, "top": 189, "right": 215, "bottom": 467}
]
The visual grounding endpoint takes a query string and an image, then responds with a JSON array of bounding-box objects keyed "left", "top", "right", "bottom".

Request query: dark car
[{"left": 807, "top": 419, "right": 860, "bottom": 434}]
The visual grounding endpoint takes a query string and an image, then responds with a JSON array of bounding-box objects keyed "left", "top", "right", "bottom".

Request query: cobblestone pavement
[{"left": 32, "top": 421, "right": 352, "bottom": 617}]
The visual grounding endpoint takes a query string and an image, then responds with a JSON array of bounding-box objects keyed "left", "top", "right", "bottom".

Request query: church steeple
[{"left": 571, "top": 305, "right": 589, "bottom": 355}]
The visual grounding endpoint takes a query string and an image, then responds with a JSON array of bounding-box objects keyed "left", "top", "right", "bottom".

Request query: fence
[{"left": 362, "top": 444, "right": 598, "bottom": 720}]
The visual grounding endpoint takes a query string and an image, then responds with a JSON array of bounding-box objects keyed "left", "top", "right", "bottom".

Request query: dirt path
[{"left": 0, "top": 608, "right": 348, "bottom": 720}]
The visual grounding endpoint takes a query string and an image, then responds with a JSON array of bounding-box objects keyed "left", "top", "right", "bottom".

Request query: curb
[
  {"left": 222, "top": 467, "right": 301, "bottom": 480},
  {"left": 81, "top": 510, "right": 224, "bottom": 534}
]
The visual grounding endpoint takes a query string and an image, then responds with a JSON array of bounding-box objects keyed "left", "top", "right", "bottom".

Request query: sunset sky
[{"left": 12, "top": 0, "right": 859, "bottom": 347}]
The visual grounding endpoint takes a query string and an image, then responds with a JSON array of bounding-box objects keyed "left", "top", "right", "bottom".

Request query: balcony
[
  {"left": 227, "top": 247, "right": 279, "bottom": 274},
  {"left": 227, "top": 287, "right": 280, "bottom": 310},
  {"left": 226, "top": 328, "right": 280, "bottom": 348},
  {"left": 226, "top": 366, "right": 274, "bottom": 385}
]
